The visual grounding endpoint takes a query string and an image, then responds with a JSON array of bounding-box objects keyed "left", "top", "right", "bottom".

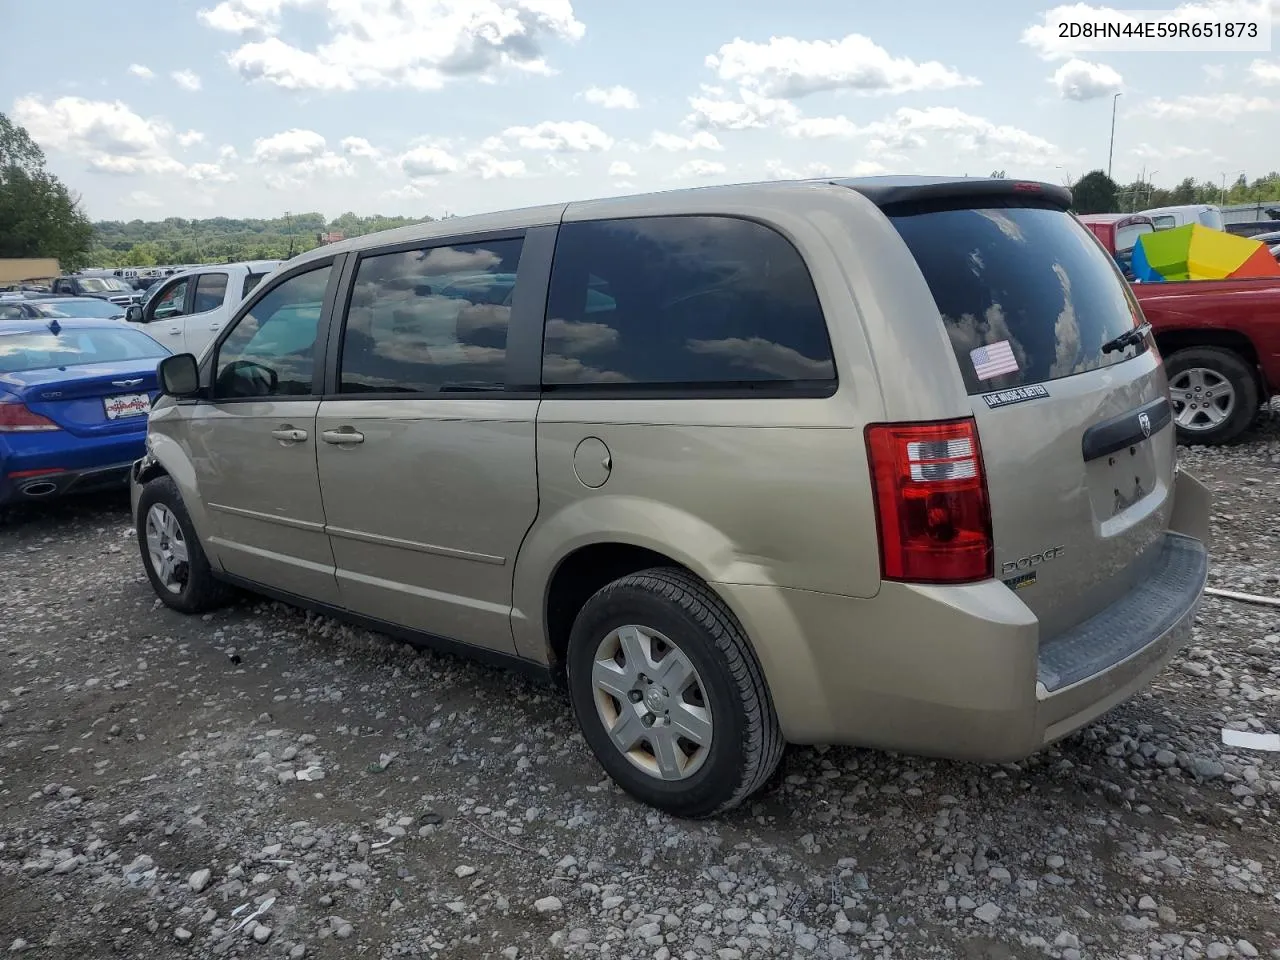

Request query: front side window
[
  {"left": 214, "top": 265, "right": 331, "bottom": 399},
  {"left": 1115, "top": 222, "right": 1153, "bottom": 252},
  {"left": 338, "top": 238, "right": 523, "bottom": 394},
  {"left": 542, "top": 216, "right": 836, "bottom": 388},
  {"left": 193, "top": 273, "right": 229, "bottom": 314},
  {"left": 152, "top": 279, "right": 189, "bottom": 320}
]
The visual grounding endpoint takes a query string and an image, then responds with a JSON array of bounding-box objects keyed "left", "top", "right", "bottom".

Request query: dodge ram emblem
[{"left": 1138, "top": 411, "right": 1152, "bottom": 438}]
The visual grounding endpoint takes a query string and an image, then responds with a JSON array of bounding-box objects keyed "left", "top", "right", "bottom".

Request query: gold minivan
[{"left": 132, "top": 177, "right": 1211, "bottom": 817}]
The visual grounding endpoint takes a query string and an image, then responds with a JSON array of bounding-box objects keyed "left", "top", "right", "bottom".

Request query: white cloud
[
  {"left": 467, "top": 152, "right": 527, "bottom": 179},
  {"left": 686, "top": 88, "right": 800, "bottom": 131},
  {"left": 177, "top": 130, "right": 206, "bottom": 148},
  {"left": 11, "top": 95, "right": 187, "bottom": 177},
  {"left": 582, "top": 85, "right": 639, "bottom": 109},
  {"left": 649, "top": 130, "right": 723, "bottom": 151},
  {"left": 706, "top": 34, "right": 978, "bottom": 99},
  {"left": 673, "top": 159, "right": 728, "bottom": 178},
  {"left": 218, "top": 144, "right": 239, "bottom": 161},
  {"left": 252, "top": 128, "right": 327, "bottom": 162},
  {"left": 1251, "top": 59, "right": 1280, "bottom": 84},
  {"left": 862, "top": 107, "right": 1060, "bottom": 166},
  {"left": 1050, "top": 58, "right": 1122, "bottom": 100},
  {"left": 341, "top": 136, "right": 381, "bottom": 159},
  {"left": 500, "top": 120, "right": 613, "bottom": 152},
  {"left": 128, "top": 64, "right": 154, "bottom": 80},
  {"left": 172, "top": 69, "right": 203, "bottom": 92},
  {"left": 764, "top": 159, "right": 835, "bottom": 180},
  {"left": 128, "top": 191, "right": 163, "bottom": 208},
  {"left": 1203, "top": 64, "right": 1226, "bottom": 80},
  {"left": 198, "top": 0, "right": 285, "bottom": 33},
  {"left": 186, "top": 162, "right": 238, "bottom": 183},
  {"left": 1022, "top": 1, "right": 1274, "bottom": 59},
  {"left": 1129, "top": 141, "right": 1218, "bottom": 161},
  {"left": 400, "top": 145, "right": 462, "bottom": 177},
  {"left": 1143, "top": 93, "right": 1279, "bottom": 121},
  {"left": 785, "top": 116, "right": 859, "bottom": 139},
  {"left": 212, "top": 0, "right": 586, "bottom": 91},
  {"left": 608, "top": 160, "right": 637, "bottom": 177}
]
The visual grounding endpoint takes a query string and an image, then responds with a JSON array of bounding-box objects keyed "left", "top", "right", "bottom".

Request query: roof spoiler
[{"left": 837, "top": 177, "right": 1072, "bottom": 214}]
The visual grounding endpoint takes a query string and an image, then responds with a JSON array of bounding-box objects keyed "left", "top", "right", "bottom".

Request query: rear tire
[
  {"left": 137, "top": 476, "right": 232, "bottom": 613},
  {"left": 566, "top": 567, "right": 784, "bottom": 818},
  {"left": 1165, "top": 347, "right": 1259, "bottom": 446}
]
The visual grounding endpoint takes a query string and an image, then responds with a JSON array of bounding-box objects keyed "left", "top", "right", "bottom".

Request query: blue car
[{"left": 0, "top": 318, "right": 169, "bottom": 508}]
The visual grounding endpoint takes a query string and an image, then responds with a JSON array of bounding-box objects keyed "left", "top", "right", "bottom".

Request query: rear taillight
[
  {"left": 0, "top": 403, "right": 60, "bottom": 432},
  {"left": 866, "top": 418, "right": 993, "bottom": 584}
]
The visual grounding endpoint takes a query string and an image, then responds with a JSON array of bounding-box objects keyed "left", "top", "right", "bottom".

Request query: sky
[{"left": 3, "top": 0, "right": 1279, "bottom": 222}]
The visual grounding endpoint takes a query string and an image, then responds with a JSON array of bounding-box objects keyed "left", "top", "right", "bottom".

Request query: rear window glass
[
  {"left": 0, "top": 328, "right": 168, "bottom": 374},
  {"left": 1115, "top": 222, "right": 1152, "bottom": 252},
  {"left": 543, "top": 216, "right": 835, "bottom": 388},
  {"left": 890, "top": 206, "right": 1144, "bottom": 395}
]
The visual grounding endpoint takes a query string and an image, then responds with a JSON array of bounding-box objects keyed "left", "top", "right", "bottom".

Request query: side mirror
[
  {"left": 125, "top": 304, "right": 144, "bottom": 323},
  {"left": 158, "top": 354, "right": 201, "bottom": 398}
]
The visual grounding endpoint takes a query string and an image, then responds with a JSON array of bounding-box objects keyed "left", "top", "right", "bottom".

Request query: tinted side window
[
  {"left": 243, "top": 273, "right": 266, "bottom": 299},
  {"left": 542, "top": 216, "right": 835, "bottom": 387},
  {"left": 214, "top": 265, "right": 331, "bottom": 399},
  {"left": 338, "top": 238, "right": 522, "bottom": 394},
  {"left": 193, "top": 273, "right": 229, "bottom": 313}
]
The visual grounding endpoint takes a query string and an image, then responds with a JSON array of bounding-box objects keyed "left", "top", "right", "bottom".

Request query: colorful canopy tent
[{"left": 1131, "top": 224, "right": 1280, "bottom": 282}]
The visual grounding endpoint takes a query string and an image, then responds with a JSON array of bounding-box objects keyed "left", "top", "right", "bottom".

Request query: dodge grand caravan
[{"left": 131, "top": 176, "right": 1211, "bottom": 818}]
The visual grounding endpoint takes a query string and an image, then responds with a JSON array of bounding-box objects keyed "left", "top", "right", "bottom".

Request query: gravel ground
[{"left": 2, "top": 415, "right": 1278, "bottom": 960}]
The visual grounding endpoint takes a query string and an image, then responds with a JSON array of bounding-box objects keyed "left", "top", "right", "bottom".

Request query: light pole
[
  {"left": 1220, "top": 170, "right": 1244, "bottom": 206},
  {"left": 1107, "top": 92, "right": 1122, "bottom": 180}
]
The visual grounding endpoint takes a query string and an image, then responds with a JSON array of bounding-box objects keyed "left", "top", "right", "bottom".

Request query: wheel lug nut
[
  {"left": 642, "top": 715, "right": 654, "bottom": 727},
  {"left": 629, "top": 691, "right": 642, "bottom": 703}
]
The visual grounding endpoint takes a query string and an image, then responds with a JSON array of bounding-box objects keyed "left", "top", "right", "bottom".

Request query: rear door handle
[
  {"left": 322, "top": 428, "right": 365, "bottom": 446},
  {"left": 270, "top": 427, "right": 308, "bottom": 443}
]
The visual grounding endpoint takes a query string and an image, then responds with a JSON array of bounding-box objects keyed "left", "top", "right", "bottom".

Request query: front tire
[
  {"left": 137, "top": 476, "right": 231, "bottom": 613},
  {"left": 1165, "top": 347, "right": 1259, "bottom": 446},
  {"left": 566, "top": 567, "right": 784, "bottom": 818}
]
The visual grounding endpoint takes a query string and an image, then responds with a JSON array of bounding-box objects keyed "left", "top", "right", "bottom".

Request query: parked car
[
  {"left": 1224, "top": 219, "right": 1280, "bottom": 238},
  {"left": 0, "top": 296, "right": 128, "bottom": 321},
  {"left": 1133, "top": 277, "right": 1280, "bottom": 444},
  {"left": 0, "top": 318, "right": 168, "bottom": 510},
  {"left": 1077, "top": 213, "right": 1156, "bottom": 278},
  {"left": 49, "top": 275, "right": 142, "bottom": 307},
  {"left": 1139, "top": 204, "right": 1225, "bottom": 232},
  {"left": 130, "top": 176, "right": 1210, "bottom": 817},
  {"left": 126, "top": 260, "right": 282, "bottom": 357}
]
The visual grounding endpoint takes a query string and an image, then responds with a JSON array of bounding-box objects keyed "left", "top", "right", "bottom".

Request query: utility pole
[
  {"left": 1107, "top": 93, "right": 1122, "bottom": 180},
  {"left": 285, "top": 210, "right": 295, "bottom": 258}
]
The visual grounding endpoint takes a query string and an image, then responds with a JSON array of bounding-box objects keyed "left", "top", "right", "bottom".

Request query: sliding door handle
[{"left": 322, "top": 428, "right": 365, "bottom": 445}]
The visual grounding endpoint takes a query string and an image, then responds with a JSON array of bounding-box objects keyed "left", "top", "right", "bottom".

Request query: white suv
[{"left": 126, "top": 261, "right": 282, "bottom": 357}]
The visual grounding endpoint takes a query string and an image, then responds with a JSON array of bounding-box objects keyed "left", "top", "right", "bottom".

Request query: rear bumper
[
  {"left": 715, "top": 529, "right": 1207, "bottom": 762},
  {"left": 1, "top": 432, "right": 146, "bottom": 506}
]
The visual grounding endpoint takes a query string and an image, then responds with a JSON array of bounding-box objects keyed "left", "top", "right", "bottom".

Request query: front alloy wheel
[{"left": 145, "top": 502, "right": 189, "bottom": 594}]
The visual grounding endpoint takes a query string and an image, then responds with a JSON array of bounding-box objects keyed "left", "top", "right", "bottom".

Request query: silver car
[{"left": 131, "top": 176, "right": 1211, "bottom": 817}]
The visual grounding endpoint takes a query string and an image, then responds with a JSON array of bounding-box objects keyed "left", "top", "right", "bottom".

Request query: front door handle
[
  {"left": 270, "top": 427, "right": 309, "bottom": 443},
  {"left": 322, "top": 428, "right": 365, "bottom": 446},
  {"left": 168, "top": 328, "right": 182, "bottom": 336}
]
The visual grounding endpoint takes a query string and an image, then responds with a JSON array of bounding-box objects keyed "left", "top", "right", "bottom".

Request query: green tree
[
  {"left": 0, "top": 111, "right": 93, "bottom": 269},
  {"left": 1069, "top": 169, "right": 1119, "bottom": 214}
]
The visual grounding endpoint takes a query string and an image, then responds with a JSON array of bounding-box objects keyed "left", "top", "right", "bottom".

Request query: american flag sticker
[{"left": 970, "top": 339, "right": 1019, "bottom": 381}]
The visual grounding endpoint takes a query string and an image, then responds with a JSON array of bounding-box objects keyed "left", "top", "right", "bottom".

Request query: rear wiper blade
[{"left": 1101, "top": 322, "right": 1152, "bottom": 355}]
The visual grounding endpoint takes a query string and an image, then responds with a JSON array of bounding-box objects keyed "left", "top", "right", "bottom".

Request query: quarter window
[
  {"left": 193, "top": 273, "right": 229, "bottom": 313},
  {"left": 542, "top": 216, "right": 835, "bottom": 388},
  {"left": 338, "top": 238, "right": 523, "bottom": 394},
  {"left": 214, "top": 265, "right": 331, "bottom": 399}
]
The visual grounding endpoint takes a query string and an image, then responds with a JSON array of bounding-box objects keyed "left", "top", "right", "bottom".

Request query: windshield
[
  {"left": 0, "top": 327, "right": 168, "bottom": 374},
  {"left": 31, "top": 300, "right": 124, "bottom": 319},
  {"left": 890, "top": 205, "right": 1145, "bottom": 395}
]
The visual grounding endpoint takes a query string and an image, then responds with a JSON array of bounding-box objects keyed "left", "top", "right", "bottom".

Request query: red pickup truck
[{"left": 1134, "top": 277, "right": 1280, "bottom": 444}]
